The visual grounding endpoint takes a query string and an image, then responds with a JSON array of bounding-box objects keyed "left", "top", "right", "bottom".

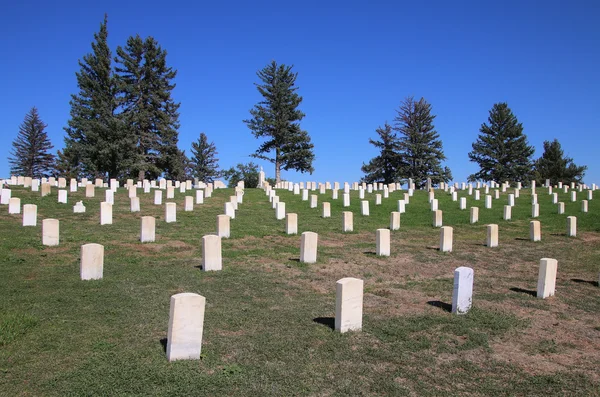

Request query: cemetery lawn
[{"left": 1, "top": 186, "right": 600, "bottom": 396}]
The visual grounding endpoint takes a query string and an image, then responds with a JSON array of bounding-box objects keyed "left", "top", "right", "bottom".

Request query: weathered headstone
[
  {"left": 361, "top": 200, "right": 369, "bottom": 216},
  {"left": 300, "top": 231, "right": 318, "bottom": 263},
  {"left": 390, "top": 211, "right": 400, "bottom": 231},
  {"left": 433, "top": 210, "right": 443, "bottom": 227},
  {"left": 440, "top": 226, "right": 453, "bottom": 252},
  {"left": 184, "top": 196, "right": 194, "bottom": 212},
  {"left": 100, "top": 202, "right": 113, "bottom": 225},
  {"left": 1, "top": 188, "right": 12, "bottom": 204},
  {"left": 342, "top": 211, "right": 353, "bottom": 232},
  {"left": 225, "top": 202, "right": 235, "bottom": 219},
  {"left": 131, "top": 197, "right": 141, "bottom": 212},
  {"left": 530, "top": 220, "right": 541, "bottom": 242},
  {"left": 286, "top": 213, "right": 298, "bottom": 235},
  {"left": 376, "top": 229, "right": 390, "bottom": 256},
  {"left": 504, "top": 205, "right": 512, "bottom": 220},
  {"left": 537, "top": 258, "right": 558, "bottom": 299},
  {"left": 57, "top": 190, "right": 68, "bottom": 204},
  {"left": 335, "top": 277, "right": 363, "bottom": 333},
  {"left": 154, "top": 190, "right": 163, "bottom": 205},
  {"left": 581, "top": 200, "right": 588, "bottom": 213},
  {"left": 167, "top": 186, "right": 175, "bottom": 199},
  {"left": 486, "top": 224, "right": 498, "bottom": 247},
  {"left": 310, "top": 194, "right": 318, "bottom": 209},
  {"left": 217, "top": 215, "right": 230, "bottom": 238},
  {"left": 322, "top": 202, "right": 331, "bottom": 218},
  {"left": 22, "top": 204, "right": 37, "bottom": 226},
  {"left": 470, "top": 207, "right": 479, "bottom": 224},
  {"left": 343, "top": 193, "right": 350, "bottom": 207},
  {"left": 8, "top": 197, "right": 21, "bottom": 214},
  {"left": 566, "top": 216, "right": 576, "bottom": 237},
  {"left": 165, "top": 202, "right": 177, "bottom": 223},
  {"left": 202, "top": 235, "right": 222, "bottom": 271},
  {"left": 431, "top": 198, "right": 438, "bottom": 211},
  {"left": 452, "top": 267, "right": 474, "bottom": 314},
  {"left": 85, "top": 184, "right": 95, "bottom": 198},
  {"left": 398, "top": 199, "right": 406, "bottom": 214},
  {"left": 166, "top": 293, "right": 206, "bottom": 362},
  {"left": 141, "top": 216, "right": 156, "bottom": 242},
  {"left": 42, "top": 219, "right": 59, "bottom": 246},
  {"left": 558, "top": 202, "right": 565, "bottom": 214},
  {"left": 276, "top": 202, "right": 286, "bottom": 220},
  {"left": 80, "top": 243, "right": 104, "bottom": 280}
]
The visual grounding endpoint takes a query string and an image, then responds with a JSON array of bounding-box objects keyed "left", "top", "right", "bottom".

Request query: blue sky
[{"left": 1, "top": 0, "right": 599, "bottom": 184}]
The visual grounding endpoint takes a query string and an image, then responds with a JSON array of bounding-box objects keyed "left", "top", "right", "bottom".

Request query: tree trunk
[{"left": 275, "top": 149, "right": 281, "bottom": 184}]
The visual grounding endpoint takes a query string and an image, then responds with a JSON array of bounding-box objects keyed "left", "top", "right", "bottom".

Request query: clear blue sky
[{"left": 1, "top": 0, "right": 599, "bottom": 184}]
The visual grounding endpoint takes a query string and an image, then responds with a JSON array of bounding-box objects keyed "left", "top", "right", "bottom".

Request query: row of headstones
[
  {"left": 3, "top": 175, "right": 227, "bottom": 190},
  {"left": 164, "top": 255, "right": 568, "bottom": 361}
]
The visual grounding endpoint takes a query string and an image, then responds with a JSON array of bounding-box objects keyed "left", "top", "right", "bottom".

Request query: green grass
[{"left": 1, "top": 184, "right": 599, "bottom": 396}]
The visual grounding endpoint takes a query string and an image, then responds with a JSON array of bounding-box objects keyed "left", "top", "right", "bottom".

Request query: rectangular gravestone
[
  {"left": 196, "top": 190, "right": 204, "bottom": 204},
  {"left": 322, "top": 202, "right": 331, "bottom": 218},
  {"left": 537, "top": 258, "right": 558, "bottom": 299},
  {"left": 217, "top": 214, "right": 230, "bottom": 238},
  {"left": 42, "top": 219, "right": 59, "bottom": 246},
  {"left": 286, "top": 213, "right": 297, "bottom": 235},
  {"left": 343, "top": 193, "right": 350, "bottom": 207},
  {"left": 376, "top": 229, "right": 390, "bottom": 256},
  {"left": 58, "top": 190, "right": 68, "bottom": 204},
  {"left": 459, "top": 197, "right": 466, "bottom": 210},
  {"left": 470, "top": 207, "right": 479, "bottom": 224},
  {"left": 390, "top": 211, "right": 400, "bottom": 231},
  {"left": 276, "top": 202, "right": 286, "bottom": 220},
  {"left": 141, "top": 216, "right": 156, "bottom": 242},
  {"left": 486, "top": 224, "right": 498, "bottom": 247},
  {"left": 8, "top": 197, "right": 21, "bottom": 214},
  {"left": 165, "top": 203, "right": 177, "bottom": 223},
  {"left": 530, "top": 220, "right": 541, "bottom": 242},
  {"left": 225, "top": 202, "right": 235, "bottom": 219},
  {"left": 185, "top": 196, "right": 194, "bottom": 212},
  {"left": 154, "top": 190, "right": 163, "bottom": 205},
  {"left": 100, "top": 202, "right": 113, "bottom": 225},
  {"left": 342, "top": 211, "right": 353, "bottom": 232},
  {"left": 452, "top": 267, "right": 474, "bottom": 314},
  {"left": 433, "top": 210, "right": 442, "bottom": 227},
  {"left": 23, "top": 204, "right": 37, "bottom": 226},
  {"left": 567, "top": 216, "right": 576, "bottom": 237},
  {"left": 85, "top": 184, "right": 95, "bottom": 198},
  {"left": 166, "top": 293, "right": 206, "bottom": 361},
  {"left": 335, "top": 277, "right": 363, "bottom": 333},
  {"left": 504, "top": 205, "right": 512, "bottom": 220},
  {"left": 131, "top": 197, "right": 141, "bottom": 212},
  {"left": 361, "top": 200, "right": 369, "bottom": 216},
  {"left": 300, "top": 231, "right": 318, "bottom": 263},
  {"left": 202, "top": 235, "right": 222, "bottom": 271},
  {"left": 398, "top": 200, "right": 405, "bottom": 213},
  {"left": 440, "top": 226, "right": 453, "bottom": 252},
  {"left": 80, "top": 243, "right": 104, "bottom": 280}
]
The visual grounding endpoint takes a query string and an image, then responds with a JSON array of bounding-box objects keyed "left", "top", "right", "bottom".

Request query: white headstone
[
  {"left": 335, "top": 277, "right": 363, "bottom": 333},
  {"left": 80, "top": 243, "right": 104, "bottom": 280},
  {"left": 452, "top": 267, "right": 474, "bottom": 314},
  {"left": 166, "top": 293, "right": 206, "bottom": 361}
]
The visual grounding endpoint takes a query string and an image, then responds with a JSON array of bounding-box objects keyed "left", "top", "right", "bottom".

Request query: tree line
[
  {"left": 362, "top": 101, "right": 586, "bottom": 187},
  {"left": 8, "top": 16, "right": 586, "bottom": 187}
]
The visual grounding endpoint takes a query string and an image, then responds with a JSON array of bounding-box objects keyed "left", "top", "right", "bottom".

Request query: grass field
[{"left": 1, "top": 184, "right": 599, "bottom": 396}]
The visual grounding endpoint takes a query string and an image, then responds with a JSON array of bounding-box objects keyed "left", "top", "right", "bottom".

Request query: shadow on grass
[
  {"left": 550, "top": 233, "right": 567, "bottom": 237},
  {"left": 363, "top": 251, "right": 377, "bottom": 256},
  {"left": 510, "top": 287, "right": 537, "bottom": 297},
  {"left": 313, "top": 317, "right": 335, "bottom": 330},
  {"left": 288, "top": 258, "right": 300, "bottom": 262},
  {"left": 427, "top": 300, "right": 452, "bottom": 312},
  {"left": 160, "top": 338, "right": 167, "bottom": 353},
  {"left": 571, "top": 278, "right": 599, "bottom": 287},
  {"left": 425, "top": 246, "right": 440, "bottom": 251},
  {"left": 514, "top": 237, "right": 529, "bottom": 241}
]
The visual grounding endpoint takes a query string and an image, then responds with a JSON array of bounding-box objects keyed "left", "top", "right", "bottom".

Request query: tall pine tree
[
  {"left": 63, "top": 15, "right": 133, "bottom": 179},
  {"left": 190, "top": 132, "right": 221, "bottom": 182},
  {"left": 394, "top": 97, "right": 452, "bottom": 189},
  {"left": 361, "top": 123, "right": 401, "bottom": 184},
  {"left": 533, "top": 139, "right": 586, "bottom": 185},
  {"left": 9, "top": 107, "right": 55, "bottom": 178},
  {"left": 244, "top": 61, "right": 315, "bottom": 183},
  {"left": 115, "top": 35, "right": 181, "bottom": 180},
  {"left": 468, "top": 103, "right": 534, "bottom": 184}
]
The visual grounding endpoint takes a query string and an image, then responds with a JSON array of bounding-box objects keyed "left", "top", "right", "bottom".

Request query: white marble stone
[
  {"left": 73, "top": 201, "right": 86, "bottom": 213},
  {"left": 390, "top": 211, "right": 400, "bottom": 231},
  {"left": 22, "top": 204, "right": 37, "bottom": 226},
  {"left": 376, "top": 229, "right": 390, "bottom": 256},
  {"left": 217, "top": 215, "right": 230, "bottom": 238},
  {"left": 80, "top": 243, "right": 104, "bottom": 280},
  {"left": 322, "top": 202, "right": 331, "bottom": 218},
  {"left": 276, "top": 201, "right": 286, "bottom": 220},
  {"left": 530, "top": 220, "right": 541, "bottom": 242},
  {"left": 165, "top": 202, "right": 177, "bottom": 223},
  {"left": 470, "top": 207, "right": 479, "bottom": 224},
  {"left": 452, "top": 267, "right": 474, "bottom": 314},
  {"left": 8, "top": 197, "right": 20, "bottom": 214},
  {"left": 225, "top": 202, "right": 235, "bottom": 219},
  {"left": 361, "top": 200, "right": 369, "bottom": 216},
  {"left": 537, "top": 258, "right": 558, "bottom": 299},
  {"left": 42, "top": 219, "right": 59, "bottom": 246},
  {"left": 286, "top": 213, "right": 297, "bottom": 235},
  {"left": 166, "top": 292, "right": 206, "bottom": 361},
  {"left": 433, "top": 210, "right": 443, "bottom": 227},
  {"left": 567, "top": 216, "right": 576, "bottom": 237},
  {"left": 131, "top": 197, "right": 141, "bottom": 212},
  {"left": 100, "top": 202, "right": 113, "bottom": 225},
  {"left": 342, "top": 211, "right": 353, "bottom": 232},
  {"left": 300, "top": 231, "right": 318, "bottom": 263},
  {"left": 184, "top": 196, "right": 194, "bottom": 212},
  {"left": 141, "top": 216, "right": 156, "bottom": 242},
  {"left": 440, "top": 226, "right": 453, "bottom": 252},
  {"left": 486, "top": 224, "right": 498, "bottom": 247},
  {"left": 335, "top": 277, "right": 363, "bottom": 333},
  {"left": 202, "top": 235, "right": 222, "bottom": 271}
]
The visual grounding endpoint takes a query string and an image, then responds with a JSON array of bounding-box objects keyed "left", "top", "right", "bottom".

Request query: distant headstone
[
  {"left": 286, "top": 213, "right": 298, "bottom": 235},
  {"left": 22, "top": 204, "right": 37, "bottom": 226},
  {"left": 73, "top": 201, "right": 86, "bottom": 213},
  {"left": 390, "top": 211, "right": 400, "bottom": 231},
  {"left": 342, "top": 211, "right": 353, "bottom": 232},
  {"left": 42, "top": 219, "right": 59, "bottom": 246},
  {"left": 537, "top": 258, "right": 557, "bottom": 299},
  {"left": 100, "top": 202, "right": 113, "bottom": 225},
  {"left": 165, "top": 202, "right": 177, "bottom": 223}
]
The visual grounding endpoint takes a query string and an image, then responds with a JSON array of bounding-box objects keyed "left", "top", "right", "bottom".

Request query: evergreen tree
[
  {"left": 244, "top": 61, "right": 315, "bottom": 183},
  {"left": 393, "top": 96, "right": 452, "bottom": 189},
  {"left": 115, "top": 35, "right": 181, "bottom": 180},
  {"left": 63, "top": 15, "right": 134, "bottom": 179},
  {"left": 9, "top": 107, "right": 55, "bottom": 178},
  {"left": 190, "top": 132, "right": 221, "bottom": 182},
  {"left": 361, "top": 123, "right": 401, "bottom": 184},
  {"left": 54, "top": 148, "right": 80, "bottom": 180},
  {"left": 468, "top": 103, "right": 534, "bottom": 184},
  {"left": 222, "top": 162, "right": 260, "bottom": 188},
  {"left": 533, "top": 139, "right": 586, "bottom": 185}
]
